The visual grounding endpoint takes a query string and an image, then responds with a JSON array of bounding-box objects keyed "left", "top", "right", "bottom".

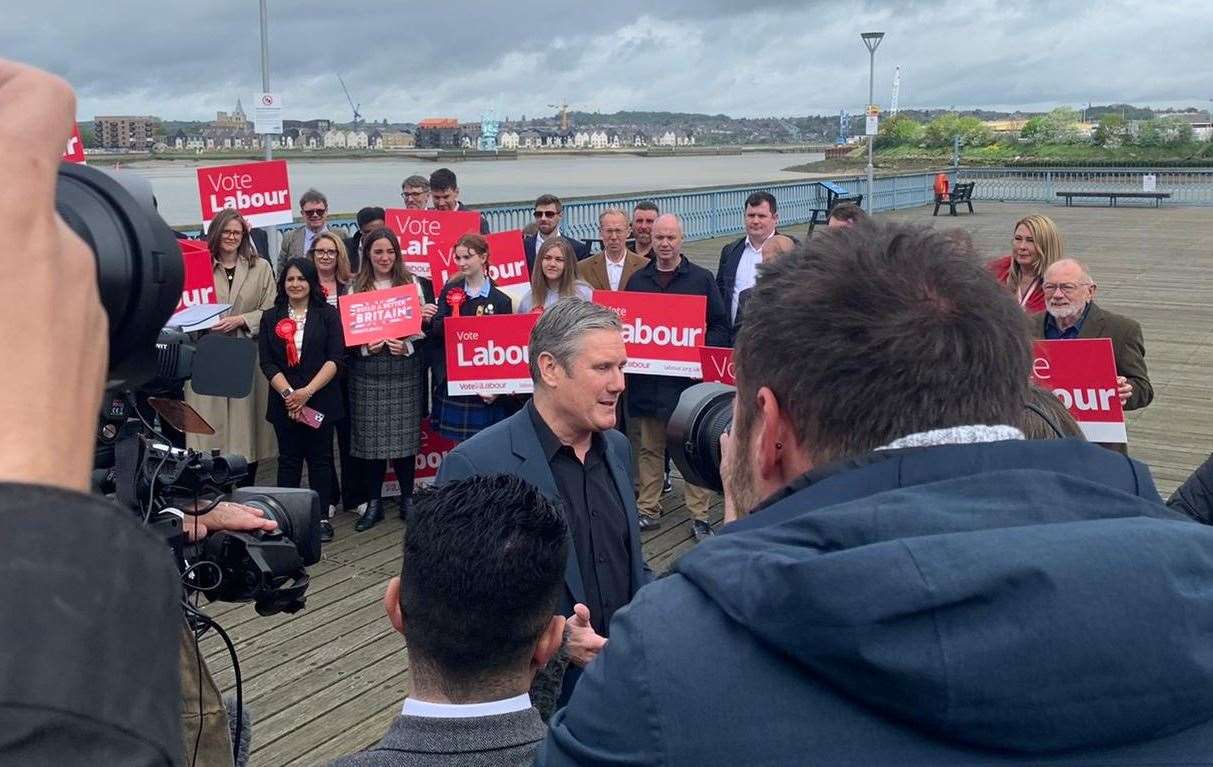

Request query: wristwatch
[{"left": 282, "top": 387, "right": 295, "bottom": 399}]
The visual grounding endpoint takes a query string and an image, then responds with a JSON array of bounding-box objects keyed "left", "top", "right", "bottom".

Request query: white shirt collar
[
  {"left": 401, "top": 693, "right": 531, "bottom": 719},
  {"left": 745, "top": 231, "right": 774, "bottom": 252}
]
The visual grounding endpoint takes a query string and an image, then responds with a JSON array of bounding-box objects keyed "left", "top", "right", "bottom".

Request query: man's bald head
[
  {"left": 1044, "top": 258, "right": 1093, "bottom": 285},
  {"left": 761, "top": 234, "right": 796, "bottom": 262},
  {"left": 652, "top": 214, "right": 684, "bottom": 269},
  {"left": 1043, "top": 258, "right": 1096, "bottom": 321}
]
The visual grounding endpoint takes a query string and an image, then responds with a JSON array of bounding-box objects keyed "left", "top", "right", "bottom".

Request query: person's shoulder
[
  {"left": 452, "top": 410, "right": 521, "bottom": 456},
  {"left": 986, "top": 254, "right": 1012, "bottom": 277},
  {"left": 720, "top": 236, "right": 745, "bottom": 256},
  {"left": 1092, "top": 303, "right": 1142, "bottom": 333}
]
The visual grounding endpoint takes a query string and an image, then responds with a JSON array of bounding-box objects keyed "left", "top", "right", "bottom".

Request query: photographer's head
[
  {"left": 529, "top": 299, "right": 626, "bottom": 437},
  {"left": 728, "top": 220, "right": 1031, "bottom": 516},
  {"left": 384, "top": 474, "right": 567, "bottom": 703}
]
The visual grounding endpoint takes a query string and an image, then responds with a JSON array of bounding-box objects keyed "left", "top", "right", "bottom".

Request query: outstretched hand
[{"left": 566, "top": 603, "right": 607, "bottom": 668}]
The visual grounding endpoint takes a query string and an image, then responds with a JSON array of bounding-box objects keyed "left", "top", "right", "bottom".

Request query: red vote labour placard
[
  {"left": 197, "top": 160, "right": 293, "bottom": 230},
  {"left": 444, "top": 313, "right": 540, "bottom": 395},
  {"left": 699, "top": 346, "right": 736, "bottom": 385},
  {"left": 414, "top": 417, "right": 459, "bottom": 485},
  {"left": 385, "top": 208, "right": 480, "bottom": 280},
  {"left": 338, "top": 285, "right": 423, "bottom": 346},
  {"left": 1031, "top": 338, "right": 1126, "bottom": 443},
  {"left": 62, "top": 124, "right": 86, "bottom": 164},
  {"left": 483, "top": 230, "right": 530, "bottom": 288},
  {"left": 176, "top": 239, "right": 217, "bottom": 312},
  {"left": 592, "top": 291, "right": 707, "bottom": 378}
]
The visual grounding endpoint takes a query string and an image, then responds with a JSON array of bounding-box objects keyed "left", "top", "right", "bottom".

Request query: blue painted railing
[{"left": 956, "top": 167, "right": 1213, "bottom": 206}]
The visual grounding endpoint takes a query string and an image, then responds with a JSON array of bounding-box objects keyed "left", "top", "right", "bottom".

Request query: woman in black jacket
[{"left": 259, "top": 257, "right": 345, "bottom": 542}]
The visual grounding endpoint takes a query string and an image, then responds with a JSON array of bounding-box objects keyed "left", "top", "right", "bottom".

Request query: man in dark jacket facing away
[
  {"left": 624, "top": 213, "right": 730, "bottom": 540},
  {"left": 537, "top": 221, "right": 1213, "bottom": 765}
]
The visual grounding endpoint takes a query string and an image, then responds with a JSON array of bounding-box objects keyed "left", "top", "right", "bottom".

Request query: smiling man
[{"left": 436, "top": 299, "right": 651, "bottom": 710}]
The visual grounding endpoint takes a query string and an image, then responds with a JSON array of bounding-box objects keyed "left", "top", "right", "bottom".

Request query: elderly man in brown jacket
[{"left": 577, "top": 208, "right": 648, "bottom": 293}]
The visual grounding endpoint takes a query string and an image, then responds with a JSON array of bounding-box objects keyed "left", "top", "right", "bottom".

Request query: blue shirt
[{"left": 1044, "top": 302, "right": 1092, "bottom": 340}]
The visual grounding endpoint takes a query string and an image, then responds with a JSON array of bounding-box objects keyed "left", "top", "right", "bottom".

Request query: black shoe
[
  {"left": 399, "top": 496, "right": 413, "bottom": 522},
  {"left": 638, "top": 514, "right": 662, "bottom": 532},
  {"left": 663, "top": 472, "right": 673, "bottom": 495},
  {"left": 354, "top": 500, "right": 384, "bottom": 532},
  {"left": 320, "top": 519, "right": 334, "bottom": 543},
  {"left": 692, "top": 519, "right": 714, "bottom": 542}
]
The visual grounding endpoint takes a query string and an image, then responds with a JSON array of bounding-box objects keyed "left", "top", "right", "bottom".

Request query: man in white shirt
[
  {"left": 329, "top": 474, "right": 568, "bottom": 767},
  {"left": 716, "top": 191, "right": 780, "bottom": 324},
  {"left": 578, "top": 209, "right": 648, "bottom": 293}
]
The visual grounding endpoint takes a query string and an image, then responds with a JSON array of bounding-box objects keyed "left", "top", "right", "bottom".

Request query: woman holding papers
[
  {"left": 987, "top": 214, "right": 1063, "bottom": 313},
  {"left": 259, "top": 258, "right": 345, "bottom": 542},
  {"left": 346, "top": 228, "right": 436, "bottom": 531},
  {"left": 185, "top": 208, "right": 277, "bottom": 482},
  {"left": 516, "top": 237, "right": 594, "bottom": 312},
  {"left": 429, "top": 233, "right": 515, "bottom": 442}
]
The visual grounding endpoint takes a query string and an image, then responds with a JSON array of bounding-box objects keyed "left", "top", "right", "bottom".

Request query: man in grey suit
[
  {"left": 437, "top": 299, "right": 652, "bottom": 708},
  {"left": 276, "top": 188, "right": 329, "bottom": 274},
  {"left": 328, "top": 474, "right": 568, "bottom": 767}
]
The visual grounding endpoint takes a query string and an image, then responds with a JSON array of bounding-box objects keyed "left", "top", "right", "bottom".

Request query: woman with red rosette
[
  {"left": 986, "top": 214, "right": 1064, "bottom": 313},
  {"left": 429, "top": 233, "right": 514, "bottom": 442},
  {"left": 346, "top": 228, "right": 437, "bottom": 532},
  {"left": 258, "top": 257, "right": 346, "bottom": 542}
]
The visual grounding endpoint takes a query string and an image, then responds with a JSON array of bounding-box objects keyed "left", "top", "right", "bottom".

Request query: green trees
[
  {"left": 1020, "top": 108, "right": 1082, "bottom": 144},
  {"left": 874, "top": 114, "right": 923, "bottom": 148},
  {"left": 923, "top": 113, "right": 992, "bottom": 148}
]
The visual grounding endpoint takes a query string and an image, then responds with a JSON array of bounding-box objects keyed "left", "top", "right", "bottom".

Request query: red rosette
[
  {"left": 275, "top": 317, "right": 300, "bottom": 367},
  {"left": 447, "top": 287, "right": 467, "bottom": 314}
]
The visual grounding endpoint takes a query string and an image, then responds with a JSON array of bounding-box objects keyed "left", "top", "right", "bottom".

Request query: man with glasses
[
  {"left": 1031, "top": 258, "right": 1152, "bottom": 439},
  {"left": 524, "top": 194, "right": 590, "bottom": 271},
  {"left": 429, "top": 167, "right": 490, "bottom": 234},
  {"left": 400, "top": 174, "right": 430, "bottom": 210},
  {"left": 277, "top": 188, "right": 329, "bottom": 275}
]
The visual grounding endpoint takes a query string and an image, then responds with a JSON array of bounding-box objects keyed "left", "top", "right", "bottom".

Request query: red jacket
[{"left": 987, "top": 255, "right": 1046, "bottom": 313}]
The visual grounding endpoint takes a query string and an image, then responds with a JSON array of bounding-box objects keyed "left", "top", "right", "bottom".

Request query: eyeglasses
[
  {"left": 401, "top": 190, "right": 427, "bottom": 198},
  {"left": 533, "top": 210, "right": 559, "bottom": 219},
  {"left": 1042, "top": 282, "right": 1091, "bottom": 294},
  {"left": 303, "top": 208, "right": 327, "bottom": 218},
  {"left": 601, "top": 227, "right": 627, "bottom": 236},
  {"left": 312, "top": 248, "right": 338, "bottom": 256},
  {"left": 220, "top": 230, "right": 243, "bottom": 238}
]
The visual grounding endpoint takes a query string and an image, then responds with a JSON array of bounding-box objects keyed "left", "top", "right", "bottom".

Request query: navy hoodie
[{"left": 537, "top": 439, "right": 1213, "bottom": 765}]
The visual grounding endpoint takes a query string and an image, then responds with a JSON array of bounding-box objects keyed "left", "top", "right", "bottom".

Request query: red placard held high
[
  {"left": 385, "top": 208, "right": 480, "bottom": 280},
  {"left": 197, "top": 160, "right": 293, "bottom": 230}
]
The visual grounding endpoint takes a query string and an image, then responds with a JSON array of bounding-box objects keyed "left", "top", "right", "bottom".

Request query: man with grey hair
[
  {"left": 436, "top": 299, "right": 651, "bottom": 709},
  {"left": 400, "top": 174, "right": 430, "bottom": 209},
  {"left": 579, "top": 208, "right": 648, "bottom": 292}
]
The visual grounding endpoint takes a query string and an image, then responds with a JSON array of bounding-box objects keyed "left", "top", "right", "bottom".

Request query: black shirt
[{"left": 528, "top": 401, "right": 632, "bottom": 636}]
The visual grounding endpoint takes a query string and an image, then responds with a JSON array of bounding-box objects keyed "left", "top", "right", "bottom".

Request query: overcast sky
[{"left": 4, "top": 0, "right": 1208, "bottom": 122}]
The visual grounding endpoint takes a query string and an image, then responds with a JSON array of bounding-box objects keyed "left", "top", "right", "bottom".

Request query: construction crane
[
  {"left": 338, "top": 75, "right": 362, "bottom": 126},
  {"left": 547, "top": 101, "right": 571, "bottom": 132},
  {"left": 837, "top": 110, "right": 850, "bottom": 145},
  {"left": 890, "top": 66, "right": 901, "bottom": 116}
]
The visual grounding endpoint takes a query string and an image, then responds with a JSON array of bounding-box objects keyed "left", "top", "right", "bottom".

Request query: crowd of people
[{"left": 14, "top": 58, "right": 1213, "bottom": 767}]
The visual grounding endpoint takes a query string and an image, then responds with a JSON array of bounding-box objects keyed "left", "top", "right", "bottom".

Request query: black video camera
[
  {"left": 667, "top": 383, "right": 736, "bottom": 493},
  {"left": 60, "top": 161, "right": 320, "bottom": 615}
]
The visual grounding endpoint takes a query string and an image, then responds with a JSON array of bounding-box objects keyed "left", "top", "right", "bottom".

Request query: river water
[{"left": 121, "top": 151, "right": 825, "bottom": 227}]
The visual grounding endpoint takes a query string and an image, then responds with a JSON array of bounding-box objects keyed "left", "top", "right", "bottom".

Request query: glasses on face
[
  {"left": 601, "top": 227, "right": 627, "bottom": 236},
  {"left": 220, "top": 230, "right": 243, "bottom": 239},
  {"left": 303, "top": 208, "right": 326, "bottom": 218},
  {"left": 312, "top": 248, "right": 338, "bottom": 257},
  {"left": 533, "top": 210, "right": 559, "bottom": 219},
  {"left": 401, "top": 190, "right": 427, "bottom": 199},
  {"left": 1043, "top": 282, "right": 1090, "bottom": 295}
]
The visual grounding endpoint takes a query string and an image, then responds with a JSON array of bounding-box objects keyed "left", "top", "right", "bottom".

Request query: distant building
[
  {"left": 498, "top": 130, "right": 520, "bottom": 149},
  {"left": 323, "top": 128, "right": 347, "bottom": 149},
  {"left": 590, "top": 130, "right": 608, "bottom": 149},
  {"left": 417, "top": 117, "right": 463, "bottom": 148},
  {"left": 213, "top": 100, "right": 250, "bottom": 130},
  {"left": 94, "top": 115, "right": 159, "bottom": 150},
  {"left": 380, "top": 130, "right": 416, "bottom": 149},
  {"left": 346, "top": 129, "right": 369, "bottom": 149}
]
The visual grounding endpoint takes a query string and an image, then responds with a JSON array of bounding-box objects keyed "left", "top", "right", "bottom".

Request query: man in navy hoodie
[{"left": 537, "top": 220, "right": 1213, "bottom": 764}]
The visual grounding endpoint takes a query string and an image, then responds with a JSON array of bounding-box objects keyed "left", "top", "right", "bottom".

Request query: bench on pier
[
  {"left": 933, "top": 181, "right": 976, "bottom": 216},
  {"left": 1056, "top": 191, "right": 1171, "bottom": 208},
  {"left": 808, "top": 181, "right": 863, "bottom": 233}
]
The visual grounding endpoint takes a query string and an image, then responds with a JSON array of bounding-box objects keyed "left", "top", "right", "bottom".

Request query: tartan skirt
[
  {"left": 349, "top": 352, "right": 422, "bottom": 459},
  {"left": 431, "top": 384, "right": 512, "bottom": 442}
]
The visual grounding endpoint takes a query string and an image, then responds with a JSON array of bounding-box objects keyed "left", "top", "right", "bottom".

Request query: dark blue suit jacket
[
  {"left": 524, "top": 234, "right": 591, "bottom": 272},
  {"left": 435, "top": 407, "right": 651, "bottom": 703}
]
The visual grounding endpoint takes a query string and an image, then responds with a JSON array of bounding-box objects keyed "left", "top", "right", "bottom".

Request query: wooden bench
[
  {"left": 808, "top": 181, "right": 863, "bottom": 233},
  {"left": 933, "top": 181, "right": 976, "bottom": 216},
  {"left": 1056, "top": 191, "right": 1171, "bottom": 208}
]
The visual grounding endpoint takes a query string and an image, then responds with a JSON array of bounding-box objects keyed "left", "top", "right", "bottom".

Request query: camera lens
[
  {"left": 230, "top": 487, "right": 323, "bottom": 566},
  {"left": 667, "top": 383, "right": 736, "bottom": 493},
  {"left": 55, "top": 162, "right": 184, "bottom": 388}
]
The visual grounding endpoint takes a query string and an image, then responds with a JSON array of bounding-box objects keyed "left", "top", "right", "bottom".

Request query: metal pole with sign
[{"left": 861, "top": 32, "right": 884, "bottom": 214}]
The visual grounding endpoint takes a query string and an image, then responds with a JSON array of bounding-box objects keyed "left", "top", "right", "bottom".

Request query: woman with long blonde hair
[
  {"left": 986, "top": 214, "right": 1063, "bottom": 313},
  {"left": 517, "top": 237, "right": 593, "bottom": 312}
]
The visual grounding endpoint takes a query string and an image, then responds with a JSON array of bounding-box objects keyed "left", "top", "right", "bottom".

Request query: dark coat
[
  {"left": 428, "top": 277, "right": 513, "bottom": 384},
  {"left": 343, "top": 233, "right": 363, "bottom": 274},
  {"left": 258, "top": 302, "right": 346, "bottom": 426},
  {"left": 1029, "top": 301, "right": 1153, "bottom": 411},
  {"left": 715, "top": 231, "right": 799, "bottom": 322},
  {"left": 524, "top": 234, "right": 591, "bottom": 272},
  {"left": 538, "top": 439, "right": 1213, "bottom": 765},
  {"left": 456, "top": 201, "right": 491, "bottom": 235},
  {"left": 623, "top": 256, "right": 730, "bottom": 421},
  {"left": 436, "top": 408, "right": 651, "bottom": 707}
]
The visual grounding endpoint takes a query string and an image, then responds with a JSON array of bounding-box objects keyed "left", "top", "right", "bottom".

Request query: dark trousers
[
  {"left": 273, "top": 420, "right": 336, "bottom": 511},
  {"left": 365, "top": 457, "right": 417, "bottom": 501}
]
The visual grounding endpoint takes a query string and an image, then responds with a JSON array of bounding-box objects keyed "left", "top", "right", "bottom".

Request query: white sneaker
[
  {"left": 351, "top": 502, "right": 367, "bottom": 516},
  {"left": 327, "top": 504, "right": 337, "bottom": 519}
]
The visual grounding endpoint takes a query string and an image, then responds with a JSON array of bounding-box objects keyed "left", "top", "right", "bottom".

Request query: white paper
[{"left": 167, "top": 303, "right": 232, "bottom": 332}]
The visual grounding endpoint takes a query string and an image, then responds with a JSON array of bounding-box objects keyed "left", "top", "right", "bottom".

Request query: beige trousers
[{"left": 633, "top": 416, "right": 713, "bottom": 521}]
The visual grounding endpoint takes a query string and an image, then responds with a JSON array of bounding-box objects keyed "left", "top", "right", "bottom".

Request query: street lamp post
[
  {"left": 860, "top": 31, "right": 884, "bottom": 214},
  {"left": 260, "top": 0, "right": 272, "bottom": 162}
]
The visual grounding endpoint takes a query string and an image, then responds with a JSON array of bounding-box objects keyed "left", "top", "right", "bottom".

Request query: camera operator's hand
[
  {"left": 183, "top": 500, "right": 278, "bottom": 542},
  {"left": 566, "top": 603, "right": 607, "bottom": 668},
  {"left": 0, "top": 61, "right": 107, "bottom": 493}
]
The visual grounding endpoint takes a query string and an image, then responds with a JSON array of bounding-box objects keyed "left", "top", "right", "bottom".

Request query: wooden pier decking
[{"left": 203, "top": 201, "right": 1212, "bottom": 765}]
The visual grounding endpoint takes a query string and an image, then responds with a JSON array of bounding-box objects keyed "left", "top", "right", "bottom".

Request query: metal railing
[
  {"left": 956, "top": 167, "right": 1213, "bottom": 205},
  {"left": 239, "top": 171, "right": 940, "bottom": 244}
]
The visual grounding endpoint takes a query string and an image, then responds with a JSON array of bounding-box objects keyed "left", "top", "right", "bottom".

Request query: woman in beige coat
[{"left": 185, "top": 209, "right": 278, "bottom": 478}]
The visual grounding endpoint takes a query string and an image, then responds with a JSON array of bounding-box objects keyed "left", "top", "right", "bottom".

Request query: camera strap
[{"left": 113, "top": 422, "right": 144, "bottom": 511}]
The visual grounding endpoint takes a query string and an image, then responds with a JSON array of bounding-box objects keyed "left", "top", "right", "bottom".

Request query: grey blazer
[{"left": 327, "top": 709, "right": 545, "bottom": 767}]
